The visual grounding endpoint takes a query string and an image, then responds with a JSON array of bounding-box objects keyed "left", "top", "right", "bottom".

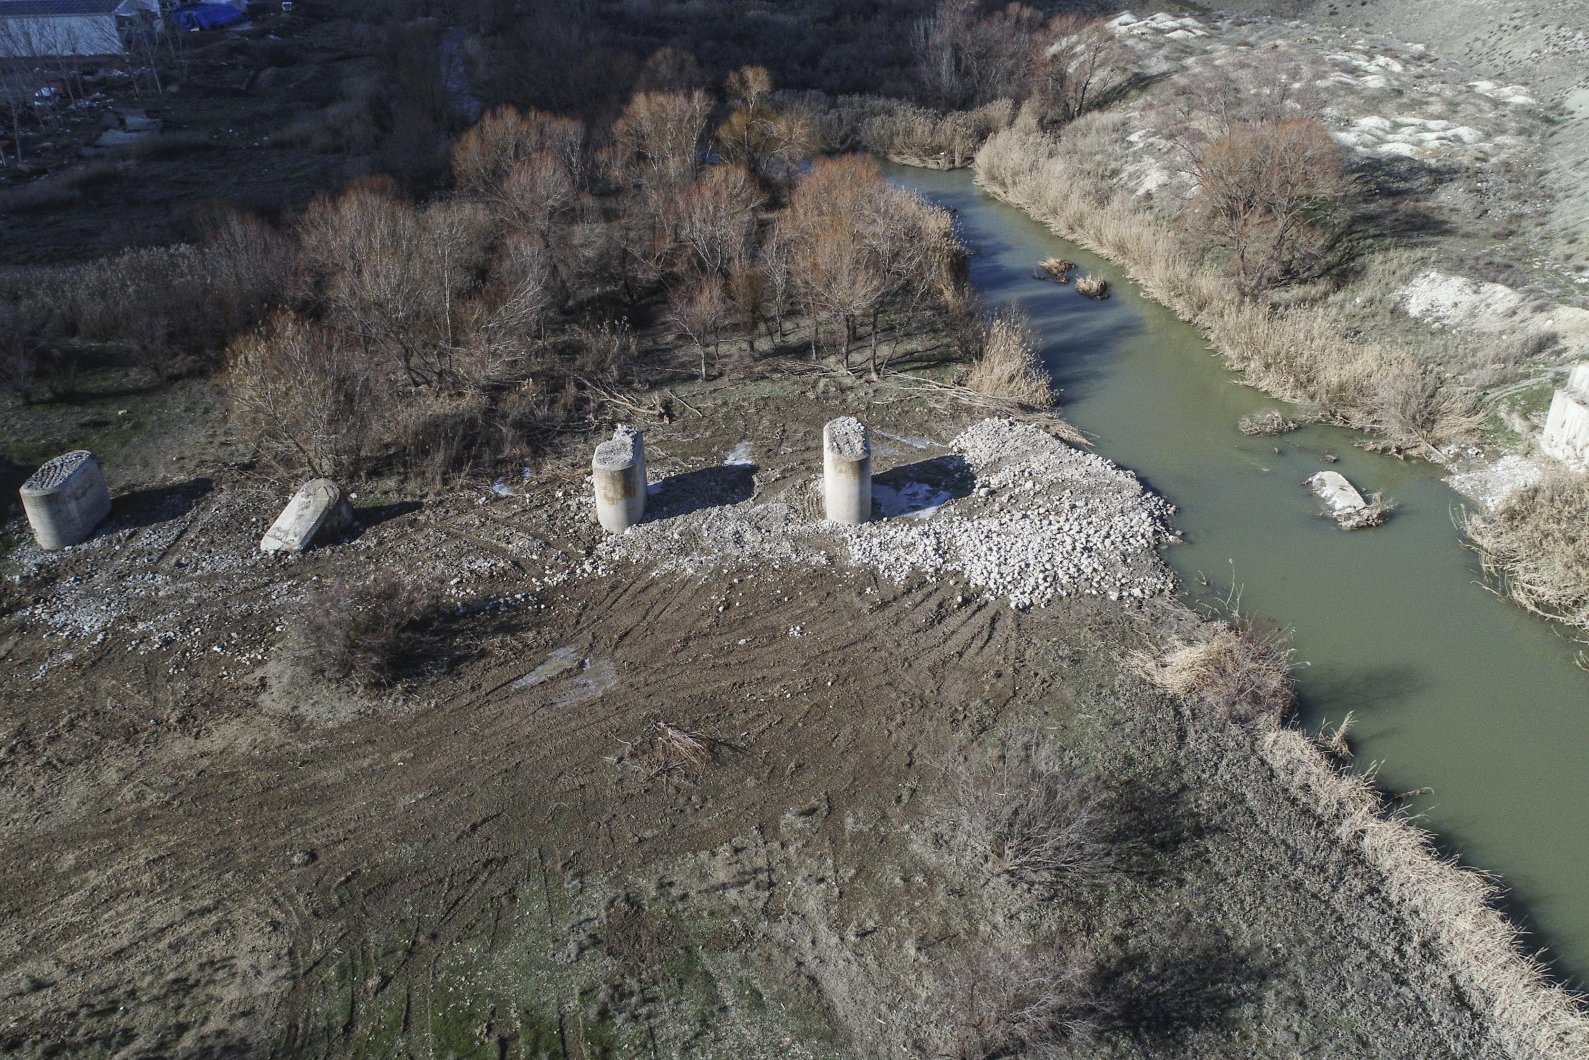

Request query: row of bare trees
[{"left": 228, "top": 63, "right": 966, "bottom": 481}]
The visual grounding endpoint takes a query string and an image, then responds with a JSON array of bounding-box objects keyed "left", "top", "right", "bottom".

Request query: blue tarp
[{"left": 169, "top": 4, "right": 244, "bottom": 31}]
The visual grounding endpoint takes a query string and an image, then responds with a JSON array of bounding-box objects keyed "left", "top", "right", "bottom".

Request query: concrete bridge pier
[{"left": 823, "top": 416, "right": 872, "bottom": 524}]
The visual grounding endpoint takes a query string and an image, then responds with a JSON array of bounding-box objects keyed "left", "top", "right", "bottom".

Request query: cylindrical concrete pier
[
  {"left": 20, "top": 449, "right": 111, "bottom": 551},
  {"left": 593, "top": 425, "right": 647, "bottom": 532},
  {"left": 822, "top": 416, "right": 872, "bottom": 524}
]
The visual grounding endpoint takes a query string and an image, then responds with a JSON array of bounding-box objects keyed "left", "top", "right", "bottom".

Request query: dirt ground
[{"left": 0, "top": 370, "right": 1521, "bottom": 1058}]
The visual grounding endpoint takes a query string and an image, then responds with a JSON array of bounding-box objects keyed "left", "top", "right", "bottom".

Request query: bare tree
[
  {"left": 451, "top": 105, "right": 584, "bottom": 199},
  {"left": 1026, "top": 15, "right": 1135, "bottom": 127},
  {"left": 228, "top": 313, "right": 373, "bottom": 480},
  {"left": 672, "top": 163, "right": 763, "bottom": 279},
  {"left": 611, "top": 89, "right": 711, "bottom": 189},
  {"left": 913, "top": 0, "right": 1034, "bottom": 109},
  {"left": 667, "top": 276, "right": 729, "bottom": 381},
  {"left": 1189, "top": 118, "right": 1354, "bottom": 295}
]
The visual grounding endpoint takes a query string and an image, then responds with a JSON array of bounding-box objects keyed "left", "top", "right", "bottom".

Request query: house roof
[{"left": 0, "top": 0, "right": 123, "bottom": 17}]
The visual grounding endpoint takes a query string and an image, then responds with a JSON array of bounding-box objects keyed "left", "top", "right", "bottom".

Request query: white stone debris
[
  {"left": 1398, "top": 269, "right": 1535, "bottom": 333},
  {"left": 1446, "top": 454, "right": 1546, "bottom": 512},
  {"left": 1541, "top": 363, "right": 1589, "bottom": 469},
  {"left": 600, "top": 418, "right": 1177, "bottom": 610}
]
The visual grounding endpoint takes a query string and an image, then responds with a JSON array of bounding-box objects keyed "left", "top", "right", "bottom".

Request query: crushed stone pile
[{"left": 602, "top": 418, "right": 1177, "bottom": 609}]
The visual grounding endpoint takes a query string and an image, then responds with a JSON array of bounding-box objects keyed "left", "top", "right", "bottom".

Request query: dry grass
[
  {"left": 949, "top": 733, "right": 1115, "bottom": 893},
  {"left": 964, "top": 310, "right": 1054, "bottom": 407},
  {"left": 1262, "top": 728, "right": 1589, "bottom": 1058},
  {"left": 1138, "top": 619, "right": 1294, "bottom": 728},
  {"left": 1036, "top": 257, "right": 1075, "bottom": 282},
  {"left": 628, "top": 721, "right": 716, "bottom": 782},
  {"left": 1462, "top": 471, "right": 1589, "bottom": 633},
  {"left": 300, "top": 571, "right": 447, "bottom": 689},
  {"left": 1336, "top": 491, "right": 1397, "bottom": 530}
]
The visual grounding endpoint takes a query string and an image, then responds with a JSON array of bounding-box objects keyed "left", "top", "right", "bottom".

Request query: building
[{"left": 0, "top": 0, "right": 159, "bottom": 59}]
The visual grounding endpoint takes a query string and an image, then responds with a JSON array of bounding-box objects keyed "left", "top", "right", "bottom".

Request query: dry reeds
[
  {"left": 1336, "top": 491, "right": 1396, "bottom": 530},
  {"left": 1036, "top": 257, "right": 1076, "bottom": 282},
  {"left": 933, "top": 943, "right": 1099, "bottom": 1059},
  {"left": 1238, "top": 410, "right": 1298, "bottom": 436},
  {"left": 964, "top": 310, "right": 1055, "bottom": 407},
  {"left": 1262, "top": 728, "right": 1589, "bottom": 1058},
  {"left": 972, "top": 125, "right": 1479, "bottom": 455},
  {"left": 1138, "top": 619, "right": 1294, "bottom": 727},
  {"left": 1462, "top": 470, "right": 1589, "bottom": 632}
]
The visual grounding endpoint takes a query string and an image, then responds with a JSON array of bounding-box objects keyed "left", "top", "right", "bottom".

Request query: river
[{"left": 888, "top": 164, "right": 1589, "bottom": 986}]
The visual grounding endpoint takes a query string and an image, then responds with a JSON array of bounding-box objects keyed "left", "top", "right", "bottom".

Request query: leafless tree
[
  {"left": 667, "top": 275, "right": 729, "bottom": 381},
  {"left": 672, "top": 163, "right": 763, "bottom": 279},
  {"left": 611, "top": 89, "right": 711, "bottom": 189},
  {"left": 451, "top": 105, "right": 584, "bottom": 199},
  {"left": 1189, "top": 118, "right": 1354, "bottom": 295},
  {"left": 228, "top": 312, "right": 373, "bottom": 480},
  {"left": 913, "top": 0, "right": 1034, "bottom": 109},
  {"left": 1025, "top": 15, "right": 1135, "bottom": 127}
]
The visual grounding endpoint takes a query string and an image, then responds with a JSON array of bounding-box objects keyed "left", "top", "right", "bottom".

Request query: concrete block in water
[
  {"left": 1308, "top": 470, "right": 1367, "bottom": 515},
  {"left": 1541, "top": 362, "right": 1589, "bottom": 468},
  {"left": 261, "top": 478, "right": 353, "bottom": 553},
  {"left": 20, "top": 450, "right": 111, "bottom": 551},
  {"left": 823, "top": 416, "right": 872, "bottom": 524},
  {"left": 593, "top": 426, "right": 647, "bottom": 533}
]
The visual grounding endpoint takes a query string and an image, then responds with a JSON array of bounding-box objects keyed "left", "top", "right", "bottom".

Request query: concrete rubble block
[
  {"left": 593, "top": 426, "right": 647, "bottom": 533},
  {"left": 823, "top": 416, "right": 873, "bottom": 524},
  {"left": 260, "top": 478, "right": 354, "bottom": 554},
  {"left": 1541, "top": 362, "right": 1589, "bottom": 469},
  {"left": 1308, "top": 470, "right": 1367, "bottom": 514},
  {"left": 20, "top": 450, "right": 112, "bottom": 551}
]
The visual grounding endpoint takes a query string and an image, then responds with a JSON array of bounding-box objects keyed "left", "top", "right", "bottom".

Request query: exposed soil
[{"left": 0, "top": 374, "right": 1519, "bottom": 1058}]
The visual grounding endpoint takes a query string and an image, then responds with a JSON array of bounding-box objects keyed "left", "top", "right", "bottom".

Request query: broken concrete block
[
  {"left": 260, "top": 478, "right": 353, "bottom": 554},
  {"left": 19, "top": 450, "right": 112, "bottom": 551},
  {"left": 1541, "top": 362, "right": 1589, "bottom": 469},
  {"left": 1308, "top": 470, "right": 1367, "bottom": 516}
]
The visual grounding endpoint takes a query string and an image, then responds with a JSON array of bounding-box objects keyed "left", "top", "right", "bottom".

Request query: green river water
[{"left": 889, "top": 165, "right": 1589, "bottom": 986}]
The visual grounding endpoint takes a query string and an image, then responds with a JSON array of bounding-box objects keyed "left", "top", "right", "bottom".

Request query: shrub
[
  {"left": 1074, "top": 274, "right": 1108, "bottom": 300},
  {"left": 932, "top": 942, "right": 1100, "bottom": 1059},
  {"left": 965, "top": 309, "right": 1053, "bottom": 406},
  {"left": 1462, "top": 471, "right": 1589, "bottom": 632},
  {"left": 226, "top": 313, "right": 373, "bottom": 480},
  {"left": 301, "top": 570, "right": 447, "bottom": 689},
  {"left": 950, "top": 733, "right": 1114, "bottom": 892}
]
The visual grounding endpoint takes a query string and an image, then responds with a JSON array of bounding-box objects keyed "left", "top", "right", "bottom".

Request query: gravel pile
[
  {"left": 845, "top": 419, "right": 1176, "bottom": 608},
  {"left": 603, "top": 418, "right": 1177, "bottom": 609}
]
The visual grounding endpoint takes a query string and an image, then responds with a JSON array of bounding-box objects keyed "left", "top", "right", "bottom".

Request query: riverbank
[
  {"left": 888, "top": 161, "right": 1589, "bottom": 1055},
  {"left": 6, "top": 361, "right": 1584, "bottom": 1055}
]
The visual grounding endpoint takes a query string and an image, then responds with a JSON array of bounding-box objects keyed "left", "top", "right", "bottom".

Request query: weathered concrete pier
[
  {"left": 20, "top": 450, "right": 112, "bottom": 551},
  {"left": 1542, "top": 362, "right": 1589, "bottom": 469},
  {"left": 593, "top": 425, "right": 647, "bottom": 533},
  {"left": 822, "top": 417, "right": 872, "bottom": 524}
]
